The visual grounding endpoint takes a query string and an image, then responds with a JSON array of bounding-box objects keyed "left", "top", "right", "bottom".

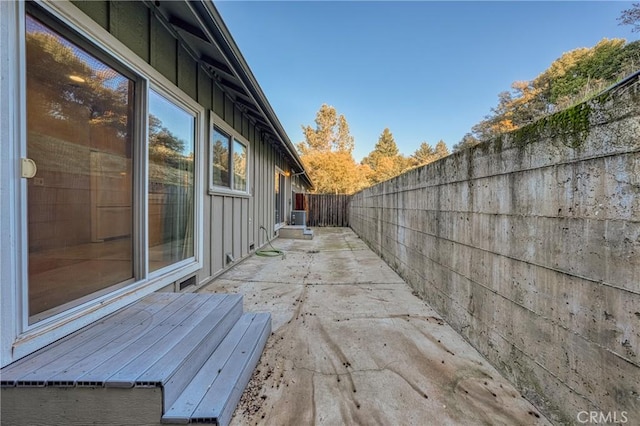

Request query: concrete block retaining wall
[{"left": 349, "top": 78, "right": 640, "bottom": 424}]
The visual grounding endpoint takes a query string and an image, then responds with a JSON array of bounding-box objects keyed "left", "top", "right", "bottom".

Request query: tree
[
  {"left": 373, "top": 128, "right": 398, "bottom": 157},
  {"left": 299, "top": 104, "right": 354, "bottom": 154},
  {"left": 619, "top": 3, "right": 640, "bottom": 32},
  {"left": 452, "top": 133, "right": 480, "bottom": 152},
  {"left": 537, "top": 39, "right": 628, "bottom": 108},
  {"left": 362, "top": 128, "right": 411, "bottom": 184},
  {"left": 434, "top": 140, "right": 449, "bottom": 159},
  {"left": 297, "top": 104, "right": 368, "bottom": 194},
  {"left": 362, "top": 128, "right": 399, "bottom": 170},
  {"left": 471, "top": 90, "right": 519, "bottom": 142},
  {"left": 411, "top": 141, "right": 434, "bottom": 166},
  {"left": 468, "top": 37, "right": 639, "bottom": 144},
  {"left": 411, "top": 140, "right": 449, "bottom": 167}
]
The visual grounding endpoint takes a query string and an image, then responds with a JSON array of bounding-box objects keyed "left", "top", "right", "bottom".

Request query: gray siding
[{"left": 71, "top": 0, "right": 295, "bottom": 287}]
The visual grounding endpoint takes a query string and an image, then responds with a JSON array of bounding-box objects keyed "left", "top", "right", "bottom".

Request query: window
[
  {"left": 211, "top": 123, "right": 248, "bottom": 193},
  {"left": 233, "top": 140, "right": 247, "bottom": 192},
  {"left": 148, "top": 90, "right": 196, "bottom": 272},
  {"left": 212, "top": 128, "right": 230, "bottom": 187}
]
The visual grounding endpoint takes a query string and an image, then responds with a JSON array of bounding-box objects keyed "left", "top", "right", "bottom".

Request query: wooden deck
[{"left": 0, "top": 292, "right": 271, "bottom": 425}]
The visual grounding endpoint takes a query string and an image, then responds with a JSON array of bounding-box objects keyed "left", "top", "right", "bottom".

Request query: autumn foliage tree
[
  {"left": 466, "top": 37, "right": 640, "bottom": 145},
  {"left": 410, "top": 140, "right": 450, "bottom": 166},
  {"left": 362, "top": 128, "right": 412, "bottom": 184},
  {"left": 297, "top": 104, "right": 369, "bottom": 194}
]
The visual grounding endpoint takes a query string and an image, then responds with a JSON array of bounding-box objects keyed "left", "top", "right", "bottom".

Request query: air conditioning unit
[{"left": 291, "top": 210, "right": 306, "bottom": 226}]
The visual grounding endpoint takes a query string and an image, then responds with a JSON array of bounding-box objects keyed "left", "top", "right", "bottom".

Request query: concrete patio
[{"left": 201, "top": 227, "right": 550, "bottom": 425}]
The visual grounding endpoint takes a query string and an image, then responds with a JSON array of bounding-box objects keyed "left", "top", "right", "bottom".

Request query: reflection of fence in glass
[
  {"left": 148, "top": 91, "right": 195, "bottom": 272},
  {"left": 148, "top": 180, "right": 193, "bottom": 269}
]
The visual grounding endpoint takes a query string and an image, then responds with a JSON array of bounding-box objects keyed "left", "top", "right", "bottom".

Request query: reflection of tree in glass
[
  {"left": 149, "top": 114, "right": 190, "bottom": 169},
  {"left": 212, "top": 140, "right": 229, "bottom": 185},
  {"left": 26, "top": 27, "right": 130, "bottom": 136},
  {"left": 233, "top": 145, "right": 246, "bottom": 191}
]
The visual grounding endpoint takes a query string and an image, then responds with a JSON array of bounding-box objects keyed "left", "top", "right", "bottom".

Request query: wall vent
[{"left": 179, "top": 276, "right": 196, "bottom": 290}]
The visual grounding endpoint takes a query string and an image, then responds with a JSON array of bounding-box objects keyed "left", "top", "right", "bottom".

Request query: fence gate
[{"left": 304, "top": 194, "right": 351, "bottom": 227}]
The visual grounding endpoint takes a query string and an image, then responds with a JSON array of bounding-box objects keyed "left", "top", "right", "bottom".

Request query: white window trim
[
  {"left": 209, "top": 113, "right": 251, "bottom": 198},
  {"left": 0, "top": 0, "right": 26, "bottom": 368},
  {"left": 0, "top": 0, "right": 205, "bottom": 367},
  {"left": 147, "top": 85, "right": 204, "bottom": 279}
]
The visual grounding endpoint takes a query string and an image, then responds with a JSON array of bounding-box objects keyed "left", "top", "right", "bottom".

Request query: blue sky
[{"left": 215, "top": 1, "right": 638, "bottom": 162}]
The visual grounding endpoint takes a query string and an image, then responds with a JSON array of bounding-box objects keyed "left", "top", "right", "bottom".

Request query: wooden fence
[{"left": 304, "top": 194, "right": 351, "bottom": 227}]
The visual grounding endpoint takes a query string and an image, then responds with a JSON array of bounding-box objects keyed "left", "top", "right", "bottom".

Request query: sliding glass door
[
  {"left": 24, "top": 12, "right": 199, "bottom": 324},
  {"left": 26, "top": 14, "right": 135, "bottom": 321}
]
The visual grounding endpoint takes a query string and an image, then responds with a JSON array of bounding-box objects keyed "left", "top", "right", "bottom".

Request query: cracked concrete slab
[{"left": 200, "top": 228, "right": 550, "bottom": 425}]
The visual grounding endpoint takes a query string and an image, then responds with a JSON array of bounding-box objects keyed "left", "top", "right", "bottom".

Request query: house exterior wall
[
  {"left": 349, "top": 80, "right": 640, "bottom": 423},
  {"left": 0, "top": 0, "right": 306, "bottom": 367},
  {"left": 72, "top": 0, "right": 298, "bottom": 286}
]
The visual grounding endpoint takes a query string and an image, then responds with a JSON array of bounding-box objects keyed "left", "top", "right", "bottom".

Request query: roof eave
[{"left": 192, "top": 0, "right": 313, "bottom": 189}]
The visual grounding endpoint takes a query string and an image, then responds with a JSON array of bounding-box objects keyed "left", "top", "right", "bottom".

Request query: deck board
[
  {"left": 22, "top": 293, "right": 199, "bottom": 386},
  {"left": 1, "top": 292, "right": 271, "bottom": 426},
  {"left": 50, "top": 293, "right": 210, "bottom": 386},
  {"left": 161, "top": 313, "right": 254, "bottom": 420},
  {"left": 192, "top": 313, "right": 271, "bottom": 425},
  {"left": 158, "top": 300, "right": 244, "bottom": 409},
  {"left": 0, "top": 292, "right": 176, "bottom": 386},
  {"left": 77, "top": 293, "right": 209, "bottom": 386},
  {"left": 133, "top": 294, "right": 243, "bottom": 386},
  {"left": 102, "top": 294, "right": 228, "bottom": 388}
]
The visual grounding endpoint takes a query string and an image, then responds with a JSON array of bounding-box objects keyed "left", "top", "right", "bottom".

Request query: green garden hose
[{"left": 256, "top": 226, "right": 285, "bottom": 257}]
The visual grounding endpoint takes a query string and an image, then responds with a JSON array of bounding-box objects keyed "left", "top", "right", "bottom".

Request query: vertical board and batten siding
[
  {"left": 305, "top": 194, "right": 350, "bottom": 227},
  {"left": 198, "top": 65, "right": 213, "bottom": 280},
  {"left": 71, "top": 0, "right": 291, "bottom": 287}
]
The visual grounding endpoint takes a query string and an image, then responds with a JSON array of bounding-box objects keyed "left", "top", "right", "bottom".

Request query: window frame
[
  {"left": 209, "top": 114, "right": 250, "bottom": 197},
  {"left": 147, "top": 85, "right": 202, "bottom": 278},
  {"left": 232, "top": 138, "right": 248, "bottom": 192},
  {"left": 1, "top": 0, "right": 205, "bottom": 366}
]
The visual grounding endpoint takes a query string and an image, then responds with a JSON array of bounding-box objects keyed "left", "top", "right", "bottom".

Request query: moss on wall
[{"left": 510, "top": 102, "right": 591, "bottom": 149}]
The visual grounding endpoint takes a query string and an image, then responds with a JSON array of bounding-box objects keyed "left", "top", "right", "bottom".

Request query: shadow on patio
[{"left": 200, "top": 227, "right": 549, "bottom": 425}]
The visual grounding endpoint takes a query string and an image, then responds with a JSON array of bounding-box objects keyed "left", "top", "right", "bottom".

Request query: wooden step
[
  {"left": 1, "top": 293, "right": 243, "bottom": 389},
  {"left": 162, "top": 312, "right": 271, "bottom": 425},
  {"left": 0, "top": 293, "right": 270, "bottom": 425},
  {"left": 1, "top": 292, "right": 180, "bottom": 387}
]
